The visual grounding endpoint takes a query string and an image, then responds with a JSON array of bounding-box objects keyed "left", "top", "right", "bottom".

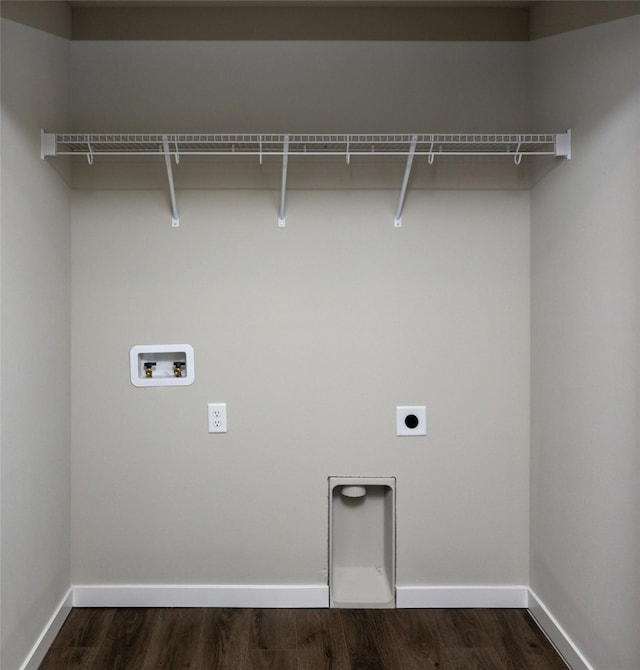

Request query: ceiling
[
  {"left": 3, "top": 0, "right": 640, "bottom": 40},
  {"left": 65, "top": 1, "right": 533, "bottom": 5}
]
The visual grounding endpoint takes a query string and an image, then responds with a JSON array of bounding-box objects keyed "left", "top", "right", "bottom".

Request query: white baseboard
[
  {"left": 20, "top": 587, "right": 72, "bottom": 670},
  {"left": 527, "top": 589, "right": 594, "bottom": 670},
  {"left": 72, "top": 584, "right": 530, "bottom": 609},
  {"left": 72, "top": 584, "right": 329, "bottom": 608},
  {"left": 396, "top": 585, "right": 528, "bottom": 608},
  {"left": 22, "top": 583, "right": 591, "bottom": 670}
]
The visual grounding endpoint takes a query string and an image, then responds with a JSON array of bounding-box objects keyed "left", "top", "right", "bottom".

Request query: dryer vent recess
[
  {"left": 329, "top": 476, "right": 396, "bottom": 609},
  {"left": 130, "top": 344, "right": 194, "bottom": 387}
]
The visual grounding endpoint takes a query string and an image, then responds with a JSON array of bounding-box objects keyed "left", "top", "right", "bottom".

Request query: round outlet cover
[{"left": 396, "top": 406, "right": 427, "bottom": 436}]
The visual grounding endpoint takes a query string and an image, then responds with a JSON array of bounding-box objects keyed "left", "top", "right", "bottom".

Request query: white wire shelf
[
  {"left": 41, "top": 130, "right": 572, "bottom": 227},
  {"left": 42, "top": 132, "right": 570, "bottom": 159}
]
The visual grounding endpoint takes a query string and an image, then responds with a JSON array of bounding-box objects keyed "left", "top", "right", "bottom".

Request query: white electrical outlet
[{"left": 208, "top": 403, "right": 227, "bottom": 433}]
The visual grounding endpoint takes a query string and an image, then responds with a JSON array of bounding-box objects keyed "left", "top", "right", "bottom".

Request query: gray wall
[
  {"left": 69, "top": 41, "right": 532, "bottom": 588},
  {"left": 0, "top": 16, "right": 71, "bottom": 670},
  {"left": 531, "top": 16, "right": 640, "bottom": 670},
  {"left": 70, "top": 41, "right": 530, "bottom": 133}
]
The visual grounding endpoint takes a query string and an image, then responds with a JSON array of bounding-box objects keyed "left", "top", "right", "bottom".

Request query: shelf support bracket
[
  {"left": 555, "top": 129, "right": 572, "bottom": 160},
  {"left": 162, "top": 135, "right": 180, "bottom": 228},
  {"left": 278, "top": 135, "right": 289, "bottom": 227},
  {"left": 40, "top": 129, "right": 56, "bottom": 159},
  {"left": 394, "top": 135, "right": 418, "bottom": 227}
]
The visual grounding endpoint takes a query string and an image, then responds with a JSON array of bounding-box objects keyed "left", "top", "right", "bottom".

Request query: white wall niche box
[
  {"left": 397, "top": 405, "right": 427, "bottom": 436},
  {"left": 129, "top": 344, "right": 194, "bottom": 387},
  {"left": 40, "top": 130, "right": 571, "bottom": 227},
  {"left": 329, "top": 476, "right": 396, "bottom": 609}
]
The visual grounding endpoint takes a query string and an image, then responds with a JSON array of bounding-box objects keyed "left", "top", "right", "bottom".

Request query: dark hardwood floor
[{"left": 40, "top": 607, "right": 569, "bottom": 670}]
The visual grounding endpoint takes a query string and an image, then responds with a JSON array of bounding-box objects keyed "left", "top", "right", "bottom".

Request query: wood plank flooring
[{"left": 40, "top": 607, "right": 568, "bottom": 670}]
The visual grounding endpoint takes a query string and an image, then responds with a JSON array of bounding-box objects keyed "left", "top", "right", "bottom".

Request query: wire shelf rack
[
  {"left": 41, "top": 130, "right": 572, "bottom": 228},
  {"left": 44, "top": 132, "right": 569, "bottom": 159}
]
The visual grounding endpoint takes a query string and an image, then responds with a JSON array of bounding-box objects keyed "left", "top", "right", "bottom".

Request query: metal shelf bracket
[
  {"left": 40, "top": 129, "right": 56, "bottom": 160},
  {"left": 555, "top": 130, "right": 572, "bottom": 159},
  {"left": 394, "top": 135, "right": 418, "bottom": 228},
  {"left": 161, "top": 136, "right": 180, "bottom": 228},
  {"left": 278, "top": 135, "right": 289, "bottom": 228}
]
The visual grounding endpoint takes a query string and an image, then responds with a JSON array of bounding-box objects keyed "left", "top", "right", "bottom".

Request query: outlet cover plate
[
  {"left": 208, "top": 403, "right": 227, "bottom": 433},
  {"left": 397, "top": 406, "right": 427, "bottom": 436}
]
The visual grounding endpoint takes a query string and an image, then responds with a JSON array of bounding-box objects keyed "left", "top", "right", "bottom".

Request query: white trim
[
  {"left": 20, "top": 587, "right": 73, "bottom": 670},
  {"left": 18, "top": 583, "right": 592, "bottom": 670},
  {"left": 527, "top": 589, "right": 595, "bottom": 670},
  {"left": 396, "top": 585, "right": 528, "bottom": 608},
  {"left": 73, "top": 584, "right": 530, "bottom": 609},
  {"left": 72, "top": 584, "right": 329, "bottom": 608}
]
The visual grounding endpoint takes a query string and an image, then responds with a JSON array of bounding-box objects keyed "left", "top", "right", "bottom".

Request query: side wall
[
  {"left": 531, "top": 16, "right": 640, "bottom": 670},
  {"left": 0, "top": 15, "right": 71, "bottom": 670},
  {"left": 70, "top": 41, "right": 532, "bottom": 592}
]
